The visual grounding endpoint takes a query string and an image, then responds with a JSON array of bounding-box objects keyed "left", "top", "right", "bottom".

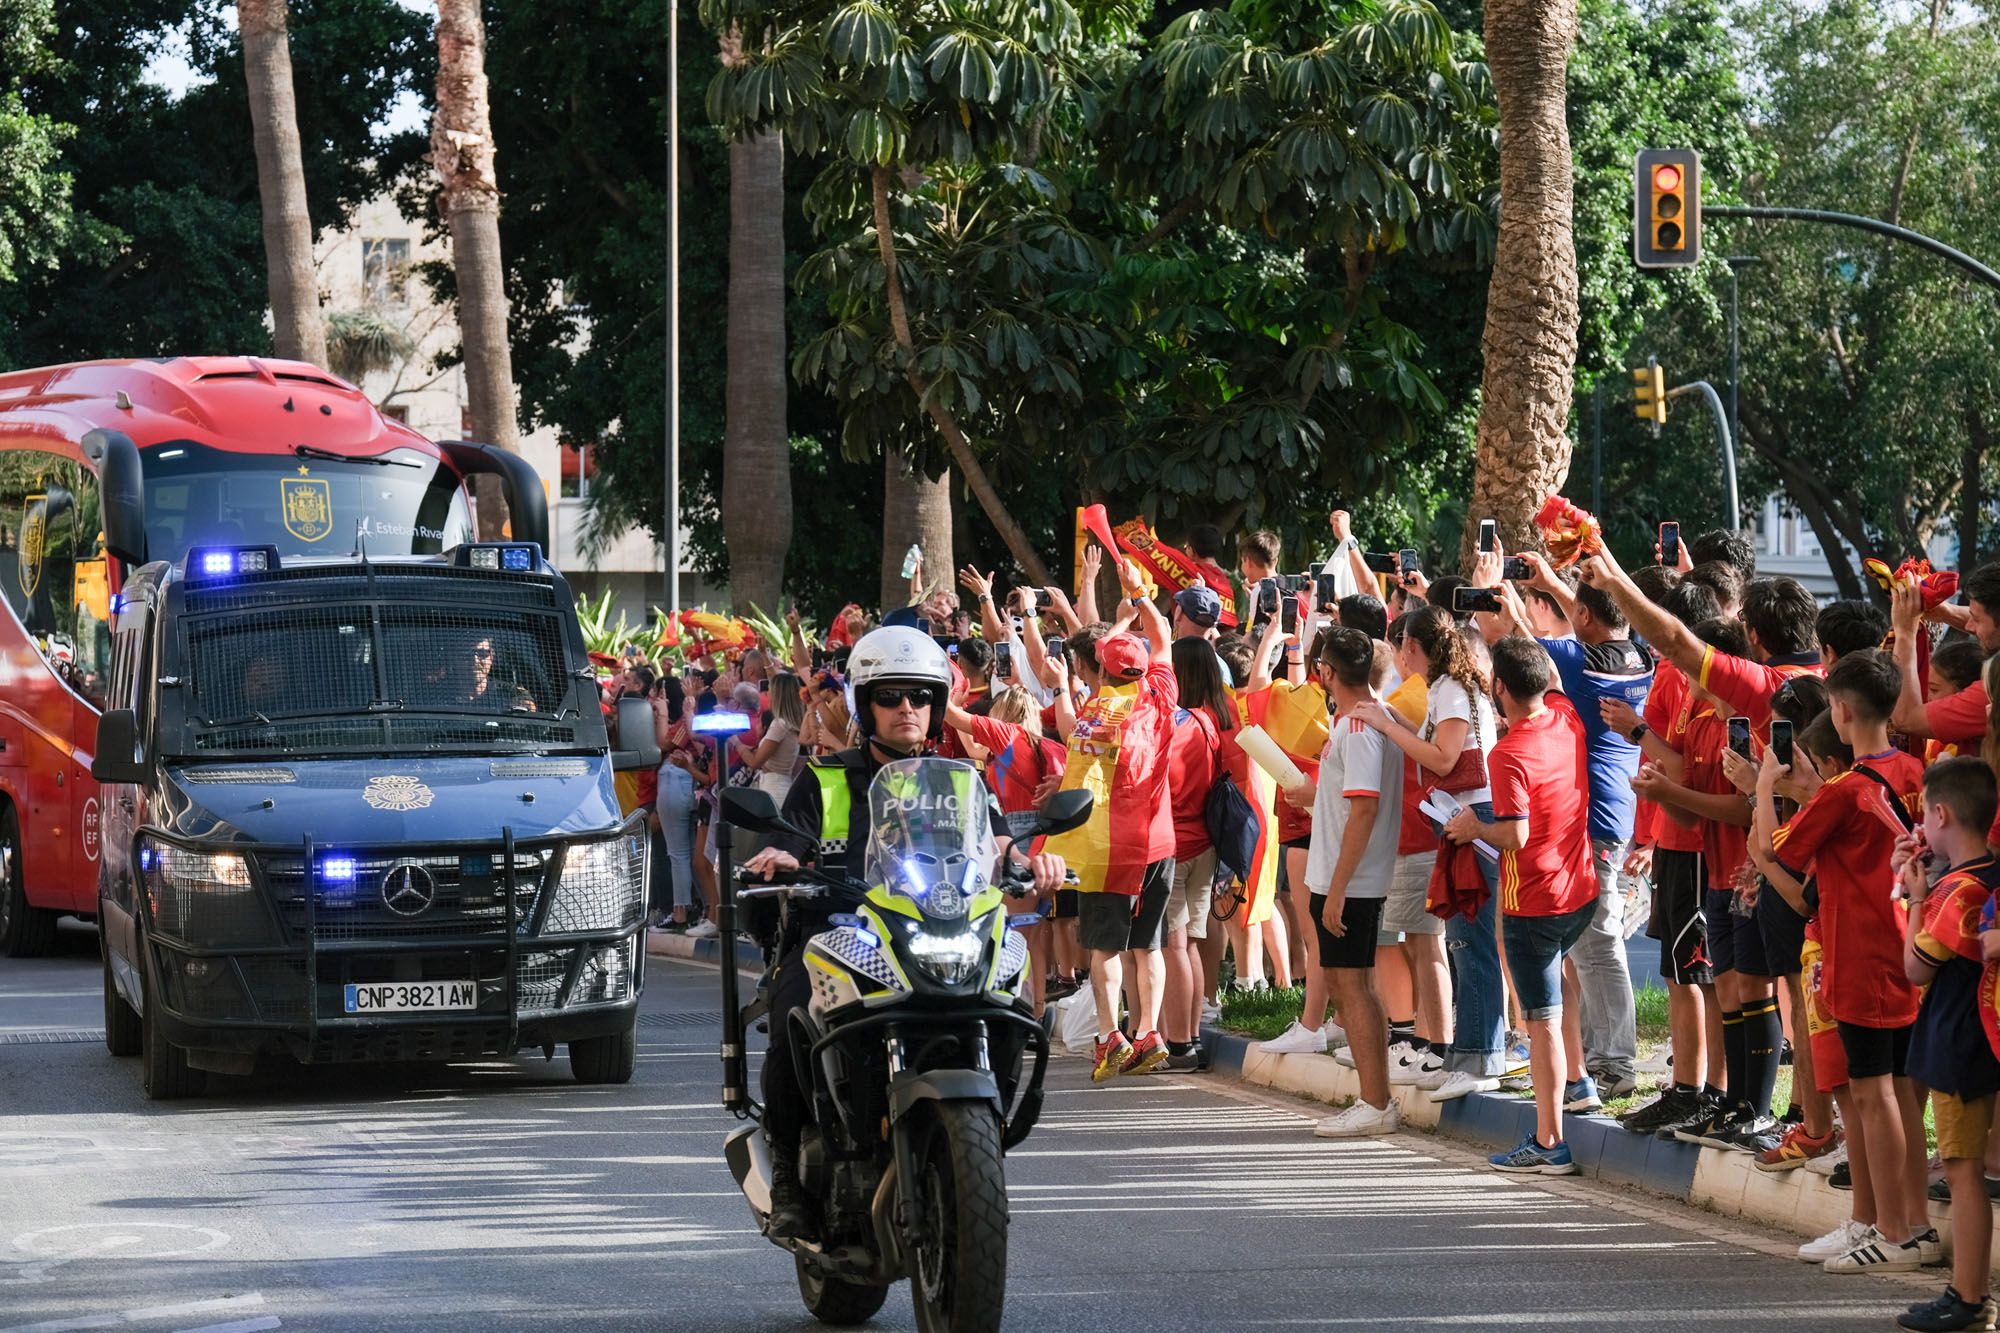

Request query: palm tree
[
  {"left": 324, "top": 310, "right": 416, "bottom": 387},
  {"left": 880, "top": 454, "right": 951, "bottom": 613},
  {"left": 1468, "top": 0, "right": 1581, "bottom": 555},
  {"left": 718, "top": 31, "right": 792, "bottom": 612},
  {"left": 238, "top": 0, "right": 327, "bottom": 366},
  {"left": 432, "top": 0, "right": 520, "bottom": 539}
]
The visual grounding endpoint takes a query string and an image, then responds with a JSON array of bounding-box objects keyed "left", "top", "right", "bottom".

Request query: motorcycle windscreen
[{"left": 862, "top": 758, "right": 996, "bottom": 915}]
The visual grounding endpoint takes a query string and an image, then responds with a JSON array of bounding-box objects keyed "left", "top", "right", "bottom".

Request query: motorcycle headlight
[
  {"left": 545, "top": 833, "right": 647, "bottom": 934},
  {"left": 906, "top": 928, "right": 985, "bottom": 986}
]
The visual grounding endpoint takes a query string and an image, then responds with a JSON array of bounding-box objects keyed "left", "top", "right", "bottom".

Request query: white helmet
[{"left": 848, "top": 626, "right": 952, "bottom": 745}]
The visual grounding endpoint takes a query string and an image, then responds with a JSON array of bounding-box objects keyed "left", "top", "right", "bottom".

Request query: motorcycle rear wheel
[
  {"left": 911, "top": 1101, "right": 1009, "bottom": 1333},
  {"left": 796, "top": 1254, "right": 889, "bottom": 1326}
]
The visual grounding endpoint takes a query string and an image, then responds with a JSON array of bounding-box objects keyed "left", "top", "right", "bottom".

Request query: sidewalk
[
  {"left": 1200, "top": 1024, "right": 1992, "bottom": 1271},
  {"left": 644, "top": 927, "right": 764, "bottom": 971}
]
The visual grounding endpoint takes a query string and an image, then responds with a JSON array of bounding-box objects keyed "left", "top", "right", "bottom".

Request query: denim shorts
[{"left": 1501, "top": 900, "right": 1597, "bottom": 1021}]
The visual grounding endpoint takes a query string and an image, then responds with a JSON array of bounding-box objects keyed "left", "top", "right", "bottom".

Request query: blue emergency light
[
  {"left": 457, "top": 542, "right": 542, "bottom": 572},
  {"left": 186, "top": 546, "right": 279, "bottom": 582},
  {"left": 691, "top": 710, "right": 755, "bottom": 737},
  {"left": 320, "top": 856, "right": 358, "bottom": 883}
]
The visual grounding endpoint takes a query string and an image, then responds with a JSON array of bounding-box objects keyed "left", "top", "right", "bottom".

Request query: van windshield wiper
[{"left": 293, "top": 444, "right": 420, "bottom": 469}]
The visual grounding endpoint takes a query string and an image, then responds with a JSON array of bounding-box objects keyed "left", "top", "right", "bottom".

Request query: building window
[{"left": 362, "top": 237, "right": 412, "bottom": 308}]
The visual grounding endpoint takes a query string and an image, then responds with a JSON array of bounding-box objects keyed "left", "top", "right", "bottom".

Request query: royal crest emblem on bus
[
  {"left": 280, "top": 474, "right": 333, "bottom": 542},
  {"left": 18, "top": 493, "right": 46, "bottom": 596},
  {"left": 362, "top": 775, "right": 435, "bottom": 812}
]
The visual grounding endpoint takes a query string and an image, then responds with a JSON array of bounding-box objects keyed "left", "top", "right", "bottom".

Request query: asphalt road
[{"left": 0, "top": 923, "right": 1934, "bottom": 1332}]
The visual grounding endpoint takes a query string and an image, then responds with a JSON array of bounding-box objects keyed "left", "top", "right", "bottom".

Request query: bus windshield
[{"left": 141, "top": 441, "right": 474, "bottom": 560}]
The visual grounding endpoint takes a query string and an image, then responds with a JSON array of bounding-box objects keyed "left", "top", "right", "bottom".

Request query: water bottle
[{"left": 899, "top": 544, "right": 922, "bottom": 580}]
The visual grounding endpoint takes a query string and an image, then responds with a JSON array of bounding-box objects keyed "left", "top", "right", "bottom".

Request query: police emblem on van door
[
  {"left": 363, "top": 775, "right": 435, "bottom": 811},
  {"left": 380, "top": 862, "right": 437, "bottom": 916},
  {"left": 280, "top": 473, "right": 332, "bottom": 542},
  {"left": 19, "top": 493, "right": 46, "bottom": 596}
]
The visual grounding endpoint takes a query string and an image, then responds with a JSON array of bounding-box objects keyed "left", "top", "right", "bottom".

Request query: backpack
[{"left": 1205, "top": 772, "right": 1261, "bottom": 879}]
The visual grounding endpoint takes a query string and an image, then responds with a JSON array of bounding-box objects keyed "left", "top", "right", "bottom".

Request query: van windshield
[{"left": 170, "top": 598, "right": 594, "bottom": 756}]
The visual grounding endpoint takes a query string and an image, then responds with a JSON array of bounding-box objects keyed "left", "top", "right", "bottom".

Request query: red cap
[{"left": 1096, "top": 632, "right": 1149, "bottom": 680}]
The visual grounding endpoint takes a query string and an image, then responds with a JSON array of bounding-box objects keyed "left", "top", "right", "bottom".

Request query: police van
[{"left": 91, "top": 540, "right": 658, "bottom": 1098}]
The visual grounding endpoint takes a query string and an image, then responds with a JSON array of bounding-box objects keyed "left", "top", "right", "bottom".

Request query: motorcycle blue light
[{"left": 691, "top": 710, "right": 754, "bottom": 736}]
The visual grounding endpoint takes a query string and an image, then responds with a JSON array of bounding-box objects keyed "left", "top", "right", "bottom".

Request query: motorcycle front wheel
[
  {"left": 796, "top": 1253, "right": 889, "bottom": 1326},
  {"left": 910, "top": 1101, "right": 1009, "bottom": 1333}
]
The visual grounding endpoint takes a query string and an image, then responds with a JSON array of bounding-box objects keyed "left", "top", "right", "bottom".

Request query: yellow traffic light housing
[
  {"left": 1635, "top": 149, "right": 1701, "bottom": 268},
  {"left": 1633, "top": 357, "right": 1667, "bottom": 432}
]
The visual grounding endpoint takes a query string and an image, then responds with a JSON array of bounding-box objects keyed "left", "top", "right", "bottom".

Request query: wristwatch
[{"left": 1627, "top": 721, "right": 1648, "bottom": 743}]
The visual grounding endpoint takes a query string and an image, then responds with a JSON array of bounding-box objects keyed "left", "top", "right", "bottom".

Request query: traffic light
[
  {"left": 1634, "top": 148, "right": 1701, "bottom": 268},
  {"left": 1633, "top": 356, "right": 1667, "bottom": 431}
]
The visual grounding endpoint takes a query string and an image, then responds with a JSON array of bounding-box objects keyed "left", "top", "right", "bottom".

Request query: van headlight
[
  {"left": 906, "top": 928, "right": 984, "bottom": 985},
  {"left": 545, "top": 834, "right": 647, "bottom": 934}
]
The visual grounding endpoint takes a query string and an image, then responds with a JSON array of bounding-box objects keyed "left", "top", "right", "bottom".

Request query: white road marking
[
  {"left": 173, "top": 1319, "right": 280, "bottom": 1333},
  {"left": 0, "top": 1293, "right": 263, "bottom": 1333}
]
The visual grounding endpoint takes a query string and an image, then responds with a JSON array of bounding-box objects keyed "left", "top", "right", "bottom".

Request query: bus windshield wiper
[{"left": 293, "top": 444, "right": 420, "bottom": 469}]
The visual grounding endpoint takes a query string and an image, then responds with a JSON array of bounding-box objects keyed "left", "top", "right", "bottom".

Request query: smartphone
[
  {"left": 1044, "top": 634, "right": 1067, "bottom": 662},
  {"left": 1452, "top": 586, "right": 1503, "bottom": 615},
  {"left": 1727, "top": 715, "right": 1752, "bottom": 761},
  {"left": 1501, "top": 555, "right": 1533, "bottom": 581},
  {"left": 1659, "top": 520, "right": 1681, "bottom": 567},
  {"left": 1280, "top": 592, "right": 1301, "bottom": 636},
  {"left": 1769, "top": 717, "right": 1794, "bottom": 769},
  {"left": 1017, "top": 589, "right": 1042, "bottom": 614},
  {"left": 1257, "top": 578, "right": 1280, "bottom": 618},
  {"left": 1478, "top": 518, "right": 1498, "bottom": 554},
  {"left": 1315, "top": 571, "right": 1341, "bottom": 612},
  {"left": 1400, "top": 549, "right": 1420, "bottom": 578},
  {"left": 993, "top": 641, "right": 1013, "bottom": 680},
  {"left": 1364, "top": 551, "right": 1399, "bottom": 575},
  {"left": 1283, "top": 573, "right": 1310, "bottom": 593}
]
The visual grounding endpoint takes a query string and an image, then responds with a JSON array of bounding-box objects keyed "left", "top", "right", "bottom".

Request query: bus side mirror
[
  {"left": 611, "top": 695, "right": 661, "bottom": 772},
  {"left": 92, "top": 709, "right": 147, "bottom": 785},
  {"left": 92, "top": 429, "right": 148, "bottom": 567}
]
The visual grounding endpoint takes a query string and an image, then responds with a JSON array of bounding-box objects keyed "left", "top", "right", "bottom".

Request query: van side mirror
[
  {"left": 92, "top": 709, "right": 147, "bottom": 784},
  {"left": 611, "top": 695, "right": 662, "bottom": 772}
]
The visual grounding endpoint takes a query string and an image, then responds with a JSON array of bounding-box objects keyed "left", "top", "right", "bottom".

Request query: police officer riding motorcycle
[{"left": 740, "top": 624, "right": 1080, "bottom": 1288}]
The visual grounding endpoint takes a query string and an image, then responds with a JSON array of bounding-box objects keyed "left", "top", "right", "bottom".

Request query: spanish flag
[{"left": 1218, "top": 679, "right": 1330, "bottom": 925}]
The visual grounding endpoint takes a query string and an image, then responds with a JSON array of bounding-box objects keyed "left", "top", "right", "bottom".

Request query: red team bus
[{"left": 0, "top": 356, "right": 548, "bottom": 956}]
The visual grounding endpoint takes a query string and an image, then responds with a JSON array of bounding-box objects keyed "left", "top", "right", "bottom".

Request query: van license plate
[{"left": 343, "top": 981, "right": 477, "bottom": 1014}]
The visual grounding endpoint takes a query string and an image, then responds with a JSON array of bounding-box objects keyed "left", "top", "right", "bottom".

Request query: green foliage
[
  {"left": 0, "top": 0, "right": 427, "bottom": 369},
  {"left": 0, "top": 0, "right": 76, "bottom": 284}
]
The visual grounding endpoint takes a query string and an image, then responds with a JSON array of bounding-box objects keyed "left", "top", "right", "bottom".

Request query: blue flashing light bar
[
  {"left": 456, "top": 542, "right": 543, "bottom": 572},
  {"left": 321, "top": 856, "right": 358, "bottom": 883},
  {"left": 691, "top": 710, "right": 755, "bottom": 737},
  {"left": 186, "top": 545, "right": 279, "bottom": 583}
]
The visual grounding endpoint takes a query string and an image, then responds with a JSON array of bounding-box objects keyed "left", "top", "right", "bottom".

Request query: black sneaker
[
  {"left": 1657, "top": 1090, "right": 1725, "bottom": 1142},
  {"left": 1897, "top": 1286, "right": 1999, "bottom": 1332},
  {"left": 1930, "top": 1175, "right": 2000, "bottom": 1203},
  {"left": 1830, "top": 1159, "right": 1853, "bottom": 1191},
  {"left": 1674, "top": 1103, "right": 1753, "bottom": 1149},
  {"left": 1621, "top": 1086, "right": 1696, "bottom": 1135},
  {"left": 1725, "top": 1116, "right": 1782, "bottom": 1155}
]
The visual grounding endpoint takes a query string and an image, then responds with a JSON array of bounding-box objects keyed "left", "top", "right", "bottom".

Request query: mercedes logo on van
[{"left": 380, "top": 863, "right": 437, "bottom": 916}]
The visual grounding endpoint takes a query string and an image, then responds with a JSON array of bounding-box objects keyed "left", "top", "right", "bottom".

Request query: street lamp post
[
  {"left": 1726, "top": 255, "right": 1760, "bottom": 471},
  {"left": 664, "top": 2, "right": 681, "bottom": 617}
]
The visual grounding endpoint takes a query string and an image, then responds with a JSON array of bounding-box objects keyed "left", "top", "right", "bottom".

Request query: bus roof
[{"left": 0, "top": 356, "right": 444, "bottom": 464}]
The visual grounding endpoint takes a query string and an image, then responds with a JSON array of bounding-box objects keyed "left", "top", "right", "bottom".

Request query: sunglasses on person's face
[
  {"left": 873, "top": 688, "right": 927, "bottom": 710},
  {"left": 472, "top": 647, "right": 494, "bottom": 660}
]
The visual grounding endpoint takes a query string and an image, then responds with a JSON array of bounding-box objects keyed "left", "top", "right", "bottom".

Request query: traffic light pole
[
  {"left": 1706, "top": 207, "right": 2000, "bottom": 293},
  {"left": 1666, "top": 379, "right": 1739, "bottom": 534}
]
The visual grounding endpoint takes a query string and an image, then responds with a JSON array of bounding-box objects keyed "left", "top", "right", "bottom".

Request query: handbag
[{"left": 1422, "top": 697, "right": 1489, "bottom": 795}]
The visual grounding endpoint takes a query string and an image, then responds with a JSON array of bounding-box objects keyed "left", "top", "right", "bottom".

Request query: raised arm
[
  {"left": 1075, "top": 544, "right": 1104, "bottom": 628},
  {"left": 1889, "top": 579, "right": 1933, "bottom": 739},
  {"left": 959, "top": 565, "right": 1004, "bottom": 643},
  {"left": 1118, "top": 557, "right": 1172, "bottom": 664},
  {"left": 1579, "top": 547, "right": 1707, "bottom": 681}
]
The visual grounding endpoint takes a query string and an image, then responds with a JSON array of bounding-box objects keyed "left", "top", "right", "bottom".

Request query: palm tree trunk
[
  {"left": 880, "top": 453, "right": 952, "bottom": 614},
  {"left": 721, "top": 108, "right": 791, "bottom": 612},
  {"left": 1468, "top": 0, "right": 1580, "bottom": 559},
  {"left": 432, "top": 0, "right": 520, "bottom": 540},
  {"left": 870, "top": 166, "right": 1050, "bottom": 586},
  {"left": 238, "top": 0, "right": 326, "bottom": 367}
]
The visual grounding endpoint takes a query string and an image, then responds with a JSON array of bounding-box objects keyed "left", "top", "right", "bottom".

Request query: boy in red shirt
[
  {"left": 1757, "top": 650, "right": 1933, "bottom": 1274},
  {"left": 1443, "top": 638, "right": 1596, "bottom": 1174},
  {"left": 1897, "top": 758, "right": 2000, "bottom": 1330}
]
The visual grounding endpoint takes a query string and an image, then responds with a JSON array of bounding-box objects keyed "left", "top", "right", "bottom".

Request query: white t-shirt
[
  {"left": 1421, "top": 676, "right": 1495, "bottom": 807},
  {"left": 1305, "top": 709, "right": 1404, "bottom": 899}
]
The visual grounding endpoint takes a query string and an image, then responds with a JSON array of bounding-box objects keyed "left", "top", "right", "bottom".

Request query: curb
[
  {"left": 644, "top": 929, "right": 764, "bottom": 971},
  {"left": 1201, "top": 1026, "right": 1977, "bottom": 1263}
]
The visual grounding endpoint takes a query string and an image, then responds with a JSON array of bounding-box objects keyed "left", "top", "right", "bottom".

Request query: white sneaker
[
  {"left": 1392, "top": 1049, "right": 1445, "bottom": 1087},
  {"left": 1314, "top": 1099, "right": 1403, "bottom": 1138},
  {"left": 1200, "top": 1001, "right": 1222, "bottom": 1024},
  {"left": 1427, "top": 1071, "right": 1501, "bottom": 1102},
  {"left": 1415, "top": 1060, "right": 1455, "bottom": 1091},
  {"left": 685, "top": 919, "right": 720, "bottom": 939},
  {"left": 1804, "top": 1140, "right": 1849, "bottom": 1178},
  {"left": 1256, "top": 1021, "right": 1329, "bottom": 1055},
  {"left": 1913, "top": 1226, "right": 1944, "bottom": 1266},
  {"left": 1798, "top": 1218, "right": 1873, "bottom": 1263},
  {"left": 1824, "top": 1227, "right": 1922, "bottom": 1274},
  {"left": 1345, "top": 1039, "right": 1412, "bottom": 1072},
  {"left": 1635, "top": 1046, "right": 1672, "bottom": 1076},
  {"left": 1323, "top": 1021, "right": 1349, "bottom": 1049}
]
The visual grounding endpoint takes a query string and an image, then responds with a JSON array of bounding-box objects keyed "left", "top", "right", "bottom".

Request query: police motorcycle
[{"left": 716, "top": 759, "right": 1091, "bottom": 1332}]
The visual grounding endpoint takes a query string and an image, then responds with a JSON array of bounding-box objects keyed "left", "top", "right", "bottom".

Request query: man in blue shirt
[{"left": 1474, "top": 553, "right": 1653, "bottom": 1100}]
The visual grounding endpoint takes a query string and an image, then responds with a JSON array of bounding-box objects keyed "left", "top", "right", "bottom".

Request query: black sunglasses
[
  {"left": 872, "top": 687, "right": 929, "bottom": 709},
  {"left": 472, "top": 646, "right": 494, "bottom": 660}
]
